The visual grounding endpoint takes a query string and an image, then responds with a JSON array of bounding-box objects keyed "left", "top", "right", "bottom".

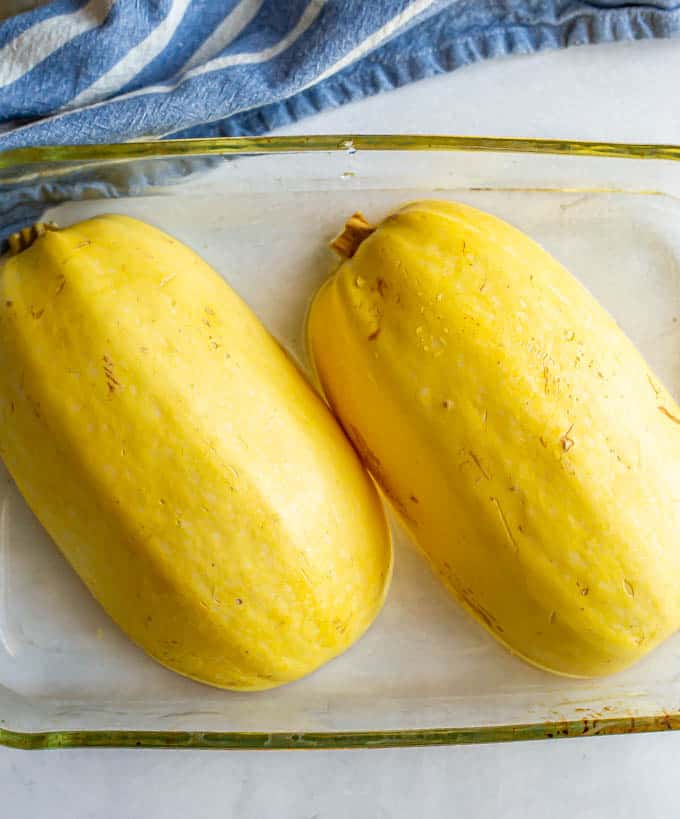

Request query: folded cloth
[{"left": 1, "top": 0, "right": 680, "bottom": 238}]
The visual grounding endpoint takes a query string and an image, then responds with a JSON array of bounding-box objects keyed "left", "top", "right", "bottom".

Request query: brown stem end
[
  {"left": 7, "top": 222, "right": 59, "bottom": 256},
  {"left": 330, "top": 212, "right": 374, "bottom": 259}
]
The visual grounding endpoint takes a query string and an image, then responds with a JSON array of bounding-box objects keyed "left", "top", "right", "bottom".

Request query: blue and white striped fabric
[
  {"left": 1, "top": 0, "right": 680, "bottom": 239},
  {"left": 3, "top": 0, "right": 680, "bottom": 152}
]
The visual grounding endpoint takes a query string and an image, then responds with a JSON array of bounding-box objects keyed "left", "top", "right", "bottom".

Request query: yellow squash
[
  {"left": 0, "top": 215, "right": 392, "bottom": 690},
  {"left": 308, "top": 200, "right": 680, "bottom": 677}
]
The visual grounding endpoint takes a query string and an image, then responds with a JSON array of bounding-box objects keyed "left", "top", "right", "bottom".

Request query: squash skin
[
  {"left": 307, "top": 200, "right": 680, "bottom": 677},
  {"left": 0, "top": 214, "right": 392, "bottom": 691}
]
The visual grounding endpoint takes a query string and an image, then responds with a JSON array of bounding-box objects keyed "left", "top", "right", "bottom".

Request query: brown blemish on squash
[
  {"left": 658, "top": 406, "right": 680, "bottom": 425},
  {"left": 560, "top": 424, "right": 575, "bottom": 452},
  {"left": 55, "top": 275, "right": 66, "bottom": 295},
  {"left": 367, "top": 326, "right": 381, "bottom": 342},
  {"left": 469, "top": 450, "right": 490, "bottom": 481},
  {"left": 30, "top": 307, "right": 44, "bottom": 320},
  {"left": 457, "top": 586, "right": 504, "bottom": 634},
  {"left": 27, "top": 395, "right": 41, "bottom": 419},
  {"left": 647, "top": 373, "right": 661, "bottom": 398},
  {"left": 103, "top": 355, "right": 121, "bottom": 394},
  {"left": 333, "top": 617, "right": 346, "bottom": 633},
  {"left": 376, "top": 277, "right": 388, "bottom": 297}
]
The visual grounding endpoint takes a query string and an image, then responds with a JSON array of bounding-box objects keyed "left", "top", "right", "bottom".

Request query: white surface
[{"left": 3, "top": 33, "right": 680, "bottom": 819}]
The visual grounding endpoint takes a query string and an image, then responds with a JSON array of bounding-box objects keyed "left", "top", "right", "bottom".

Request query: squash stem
[
  {"left": 7, "top": 222, "right": 59, "bottom": 255},
  {"left": 330, "top": 212, "right": 374, "bottom": 258}
]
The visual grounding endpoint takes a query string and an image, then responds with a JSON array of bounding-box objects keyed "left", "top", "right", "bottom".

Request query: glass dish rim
[
  {"left": 2, "top": 133, "right": 680, "bottom": 751},
  {"left": 1, "top": 712, "right": 678, "bottom": 751},
  {"left": 3, "top": 134, "right": 680, "bottom": 169}
]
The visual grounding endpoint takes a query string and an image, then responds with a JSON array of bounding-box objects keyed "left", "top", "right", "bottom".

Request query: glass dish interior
[{"left": 2, "top": 137, "right": 680, "bottom": 748}]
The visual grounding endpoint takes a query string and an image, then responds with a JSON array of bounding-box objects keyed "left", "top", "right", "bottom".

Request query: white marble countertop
[{"left": 3, "top": 32, "right": 680, "bottom": 819}]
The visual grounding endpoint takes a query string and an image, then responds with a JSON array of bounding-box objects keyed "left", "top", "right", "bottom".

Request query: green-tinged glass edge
[
  {"left": 2, "top": 133, "right": 680, "bottom": 750},
  {"left": 2, "top": 133, "right": 680, "bottom": 168},
  {"left": 2, "top": 712, "right": 680, "bottom": 750}
]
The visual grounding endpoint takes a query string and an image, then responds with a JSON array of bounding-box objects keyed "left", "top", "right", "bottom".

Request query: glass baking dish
[{"left": 2, "top": 135, "right": 680, "bottom": 751}]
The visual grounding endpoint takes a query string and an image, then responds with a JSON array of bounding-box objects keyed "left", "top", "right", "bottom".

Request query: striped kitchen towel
[
  {"left": 3, "top": 0, "right": 680, "bottom": 150},
  {"left": 1, "top": 0, "right": 680, "bottom": 238}
]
